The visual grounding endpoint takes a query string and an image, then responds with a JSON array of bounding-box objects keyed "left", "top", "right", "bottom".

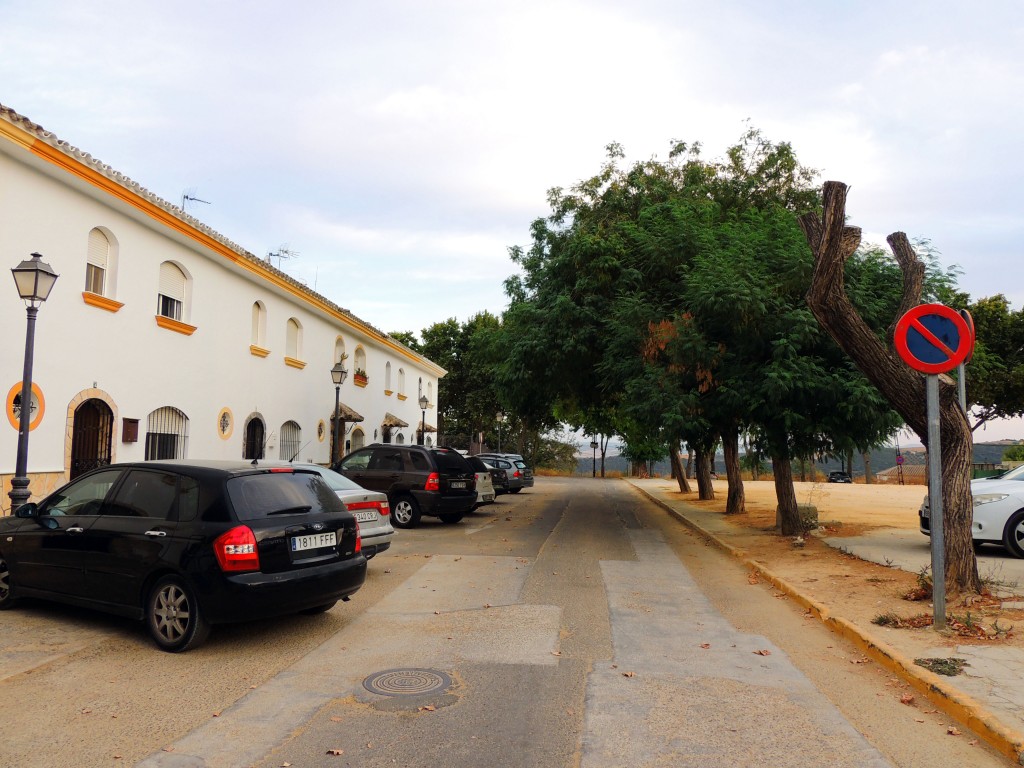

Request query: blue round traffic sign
[{"left": 894, "top": 304, "right": 973, "bottom": 374}]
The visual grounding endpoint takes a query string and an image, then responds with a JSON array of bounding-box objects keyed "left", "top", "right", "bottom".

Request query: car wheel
[
  {"left": 0, "top": 553, "right": 16, "bottom": 610},
  {"left": 509, "top": 488, "right": 522, "bottom": 494},
  {"left": 300, "top": 601, "right": 337, "bottom": 615},
  {"left": 439, "top": 513, "right": 464, "bottom": 524},
  {"left": 1002, "top": 509, "right": 1024, "bottom": 558},
  {"left": 147, "top": 575, "right": 210, "bottom": 653},
  {"left": 391, "top": 495, "right": 421, "bottom": 529}
]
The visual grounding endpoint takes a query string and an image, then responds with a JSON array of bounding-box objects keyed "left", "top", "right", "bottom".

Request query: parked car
[
  {"left": 334, "top": 444, "right": 476, "bottom": 528},
  {"left": 264, "top": 462, "right": 393, "bottom": 559},
  {"left": 0, "top": 461, "right": 367, "bottom": 652},
  {"left": 920, "top": 463, "right": 1024, "bottom": 556},
  {"left": 478, "top": 453, "right": 535, "bottom": 493},
  {"left": 827, "top": 471, "right": 853, "bottom": 483},
  {"left": 465, "top": 456, "right": 496, "bottom": 508},
  {"left": 482, "top": 459, "right": 510, "bottom": 495}
]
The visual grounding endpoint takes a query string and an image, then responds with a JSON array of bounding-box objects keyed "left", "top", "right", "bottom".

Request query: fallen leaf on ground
[
  {"left": 947, "top": 726, "right": 961, "bottom": 736},
  {"left": 419, "top": 705, "right": 437, "bottom": 712},
  {"left": 900, "top": 694, "right": 915, "bottom": 705},
  {"left": 326, "top": 748, "right": 344, "bottom": 755},
  {"left": 969, "top": 739, "right": 978, "bottom": 746},
  {"left": 330, "top": 716, "right": 343, "bottom": 722},
  {"left": 622, "top": 671, "right": 636, "bottom": 677},
  {"left": 915, "top": 719, "right": 925, "bottom": 723},
  {"left": 753, "top": 649, "right": 771, "bottom": 656},
  {"left": 700, "top": 643, "right": 711, "bottom": 649},
  {"left": 747, "top": 573, "right": 760, "bottom": 585},
  {"left": 850, "top": 657, "right": 870, "bottom": 664}
]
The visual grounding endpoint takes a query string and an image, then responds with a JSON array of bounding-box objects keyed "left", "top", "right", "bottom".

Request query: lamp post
[
  {"left": 418, "top": 395, "right": 429, "bottom": 445},
  {"left": 590, "top": 440, "right": 599, "bottom": 478},
  {"left": 9, "top": 253, "right": 59, "bottom": 512},
  {"left": 496, "top": 411, "right": 505, "bottom": 452},
  {"left": 330, "top": 360, "right": 348, "bottom": 465}
]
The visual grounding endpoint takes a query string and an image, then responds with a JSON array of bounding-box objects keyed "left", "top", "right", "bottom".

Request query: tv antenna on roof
[
  {"left": 181, "top": 188, "right": 211, "bottom": 213},
  {"left": 267, "top": 245, "right": 300, "bottom": 270}
]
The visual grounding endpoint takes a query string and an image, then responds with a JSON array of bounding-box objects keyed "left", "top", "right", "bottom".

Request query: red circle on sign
[{"left": 894, "top": 304, "right": 973, "bottom": 374}]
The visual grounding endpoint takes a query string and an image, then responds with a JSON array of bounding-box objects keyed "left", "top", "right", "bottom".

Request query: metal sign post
[
  {"left": 925, "top": 375, "right": 945, "bottom": 628},
  {"left": 894, "top": 303, "right": 974, "bottom": 631}
]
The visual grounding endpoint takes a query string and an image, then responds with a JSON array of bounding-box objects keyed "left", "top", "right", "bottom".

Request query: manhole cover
[{"left": 362, "top": 668, "right": 452, "bottom": 697}]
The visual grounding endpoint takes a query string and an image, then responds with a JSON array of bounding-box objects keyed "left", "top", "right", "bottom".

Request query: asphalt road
[{"left": 0, "top": 478, "right": 1013, "bottom": 767}]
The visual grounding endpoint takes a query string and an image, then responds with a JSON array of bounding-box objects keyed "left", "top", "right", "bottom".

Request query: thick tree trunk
[
  {"left": 798, "top": 457, "right": 808, "bottom": 482},
  {"left": 685, "top": 449, "right": 694, "bottom": 479},
  {"left": 695, "top": 449, "right": 715, "bottom": 500},
  {"left": 845, "top": 451, "right": 854, "bottom": 477},
  {"left": 668, "top": 445, "right": 691, "bottom": 493},
  {"left": 801, "top": 181, "right": 980, "bottom": 594},
  {"left": 862, "top": 451, "right": 873, "bottom": 484},
  {"left": 721, "top": 426, "right": 745, "bottom": 514},
  {"left": 772, "top": 452, "right": 801, "bottom": 534}
]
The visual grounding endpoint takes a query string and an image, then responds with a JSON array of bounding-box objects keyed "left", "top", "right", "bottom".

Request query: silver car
[{"left": 268, "top": 462, "right": 395, "bottom": 559}]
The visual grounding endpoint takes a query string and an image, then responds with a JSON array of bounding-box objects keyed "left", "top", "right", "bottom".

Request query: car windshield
[
  {"left": 993, "top": 464, "right": 1024, "bottom": 482},
  {"left": 303, "top": 465, "right": 365, "bottom": 492},
  {"left": 227, "top": 471, "right": 344, "bottom": 520},
  {"left": 433, "top": 450, "right": 471, "bottom": 474}
]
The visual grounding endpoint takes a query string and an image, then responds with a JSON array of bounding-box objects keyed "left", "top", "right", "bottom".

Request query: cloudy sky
[{"left": 3, "top": 1, "right": 1022, "bottom": 439}]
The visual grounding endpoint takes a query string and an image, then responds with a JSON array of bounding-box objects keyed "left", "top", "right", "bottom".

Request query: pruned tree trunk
[
  {"left": 721, "top": 426, "right": 745, "bottom": 514},
  {"left": 685, "top": 448, "right": 694, "bottom": 479},
  {"left": 845, "top": 451, "right": 854, "bottom": 477},
  {"left": 695, "top": 449, "right": 715, "bottom": 500},
  {"left": 772, "top": 452, "right": 800, "bottom": 533},
  {"left": 801, "top": 181, "right": 980, "bottom": 593},
  {"left": 862, "top": 451, "right": 873, "bottom": 484},
  {"left": 669, "top": 444, "right": 691, "bottom": 493}
]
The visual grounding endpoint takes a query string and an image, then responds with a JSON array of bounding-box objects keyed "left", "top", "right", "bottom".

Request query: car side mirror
[{"left": 14, "top": 502, "right": 38, "bottom": 518}]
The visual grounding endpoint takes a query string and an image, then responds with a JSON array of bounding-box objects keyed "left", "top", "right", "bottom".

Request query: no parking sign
[{"left": 894, "top": 304, "right": 973, "bottom": 374}]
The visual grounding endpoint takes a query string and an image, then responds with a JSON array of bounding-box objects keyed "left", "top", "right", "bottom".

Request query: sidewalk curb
[{"left": 628, "top": 480, "right": 1024, "bottom": 766}]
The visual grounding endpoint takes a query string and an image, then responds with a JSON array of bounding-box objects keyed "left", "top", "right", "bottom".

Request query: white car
[
  {"left": 919, "top": 464, "right": 1024, "bottom": 556},
  {"left": 466, "top": 455, "right": 496, "bottom": 508},
  {"left": 265, "top": 462, "right": 394, "bottom": 559}
]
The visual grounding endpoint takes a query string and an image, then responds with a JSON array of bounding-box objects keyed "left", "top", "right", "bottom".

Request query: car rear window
[
  {"left": 227, "top": 471, "right": 345, "bottom": 520},
  {"left": 514, "top": 461, "right": 528, "bottom": 469},
  {"left": 433, "top": 450, "right": 471, "bottom": 474},
  {"left": 466, "top": 456, "right": 488, "bottom": 472}
]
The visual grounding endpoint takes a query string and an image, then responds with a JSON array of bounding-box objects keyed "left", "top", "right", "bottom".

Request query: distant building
[{"left": 0, "top": 103, "right": 443, "bottom": 508}]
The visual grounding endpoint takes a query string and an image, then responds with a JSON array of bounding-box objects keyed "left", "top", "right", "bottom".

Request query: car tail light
[
  {"left": 346, "top": 499, "right": 390, "bottom": 517},
  {"left": 378, "top": 500, "right": 390, "bottom": 516},
  {"left": 268, "top": 467, "right": 294, "bottom": 473},
  {"left": 355, "top": 523, "right": 362, "bottom": 553},
  {"left": 425, "top": 472, "right": 440, "bottom": 491},
  {"left": 214, "top": 525, "right": 260, "bottom": 573},
  {"left": 513, "top": 470, "right": 522, "bottom": 478}
]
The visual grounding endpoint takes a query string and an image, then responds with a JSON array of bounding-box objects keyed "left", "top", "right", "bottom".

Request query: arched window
[
  {"left": 145, "top": 406, "right": 189, "bottom": 460},
  {"left": 385, "top": 362, "right": 392, "bottom": 392},
  {"left": 354, "top": 346, "right": 367, "bottom": 377},
  {"left": 251, "top": 302, "right": 267, "bottom": 347},
  {"left": 158, "top": 262, "right": 187, "bottom": 321},
  {"left": 395, "top": 432, "right": 405, "bottom": 445},
  {"left": 351, "top": 427, "right": 365, "bottom": 451},
  {"left": 334, "top": 336, "right": 347, "bottom": 365},
  {"left": 398, "top": 368, "right": 406, "bottom": 396},
  {"left": 86, "top": 228, "right": 110, "bottom": 295},
  {"left": 279, "top": 420, "right": 301, "bottom": 460},
  {"left": 286, "top": 318, "right": 303, "bottom": 360},
  {"left": 243, "top": 414, "right": 266, "bottom": 460},
  {"left": 427, "top": 382, "right": 433, "bottom": 405}
]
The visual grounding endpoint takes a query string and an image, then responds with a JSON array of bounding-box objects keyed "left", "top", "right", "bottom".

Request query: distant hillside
[{"left": 573, "top": 442, "right": 1017, "bottom": 478}]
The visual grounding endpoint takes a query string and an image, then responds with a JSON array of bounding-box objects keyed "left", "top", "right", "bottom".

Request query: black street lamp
[
  {"left": 9, "top": 252, "right": 59, "bottom": 511},
  {"left": 330, "top": 360, "right": 348, "bottom": 465},
  {"left": 590, "top": 440, "right": 599, "bottom": 478},
  {"left": 418, "top": 395, "right": 429, "bottom": 446}
]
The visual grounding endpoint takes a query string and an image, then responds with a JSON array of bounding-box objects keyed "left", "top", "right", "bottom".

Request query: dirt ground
[{"left": 665, "top": 477, "right": 1024, "bottom": 655}]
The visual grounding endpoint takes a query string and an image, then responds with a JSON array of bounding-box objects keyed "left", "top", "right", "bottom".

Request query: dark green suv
[{"left": 334, "top": 444, "right": 476, "bottom": 528}]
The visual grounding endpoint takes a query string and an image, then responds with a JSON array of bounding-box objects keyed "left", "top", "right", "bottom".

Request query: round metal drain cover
[{"left": 363, "top": 668, "right": 452, "bottom": 697}]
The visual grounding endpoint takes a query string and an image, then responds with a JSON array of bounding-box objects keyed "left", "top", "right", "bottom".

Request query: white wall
[{"left": 0, "top": 135, "right": 440, "bottom": 482}]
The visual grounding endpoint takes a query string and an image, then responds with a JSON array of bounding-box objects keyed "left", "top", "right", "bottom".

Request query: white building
[{"left": 0, "top": 103, "right": 443, "bottom": 511}]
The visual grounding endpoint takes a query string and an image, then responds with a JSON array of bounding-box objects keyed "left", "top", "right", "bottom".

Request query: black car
[
  {"left": 475, "top": 457, "right": 509, "bottom": 495},
  {"left": 827, "top": 471, "right": 853, "bottom": 483},
  {"left": 0, "top": 461, "right": 367, "bottom": 652},
  {"left": 334, "top": 444, "right": 476, "bottom": 528}
]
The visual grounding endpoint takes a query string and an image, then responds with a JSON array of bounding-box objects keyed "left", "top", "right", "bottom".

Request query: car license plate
[
  {"left": 354, "top": 510, "right": 377, "bottom": 523},
  {"left": 291, "top": 532, "right": 337, "bottom": 552},
  {"left": 451, "top": 481, "right": 466, "bottom": 489}
]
